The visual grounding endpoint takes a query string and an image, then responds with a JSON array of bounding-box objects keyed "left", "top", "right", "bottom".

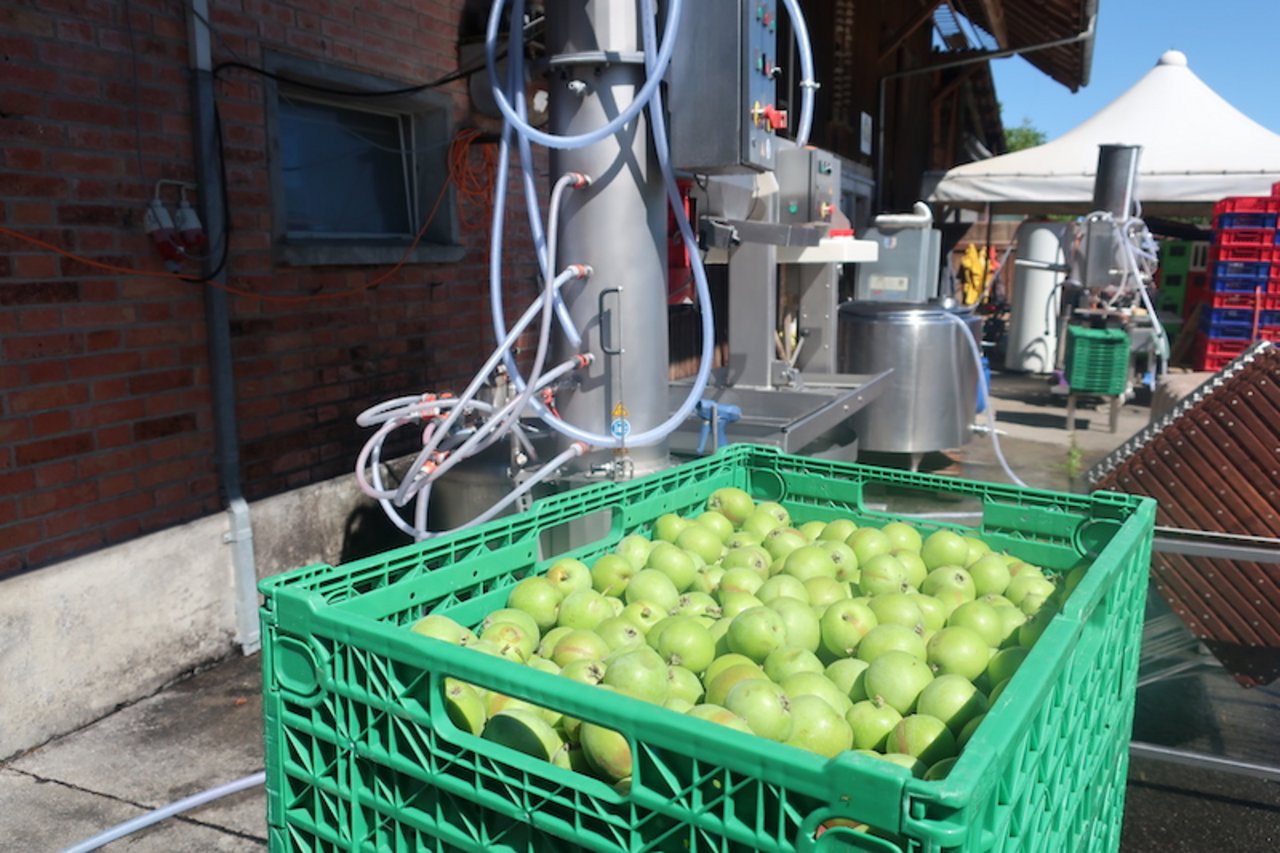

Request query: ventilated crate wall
[
  {"left": 1065, "top": 326, "right": 1130, "bottom": 396},
  {"left": 1089, "top": 342, "right": 1280, "bottom": 687},
  {"left": 261, "top": 445, "right": 1154, "bottom": 852}
]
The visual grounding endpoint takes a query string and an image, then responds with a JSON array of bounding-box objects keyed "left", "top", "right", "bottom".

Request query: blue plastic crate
[
  {"left": 1217, "top": 212, "right": 1278, "bottom": 229},
  {"left": 1199, "top": 306, "right": 1280, "bottom": 339},
  {"left": 1212, "top": 260, "right": 1270, "bottom": 280},
  {"left": 1213, "top": 274, "right": 1273, "bottom": 295}
]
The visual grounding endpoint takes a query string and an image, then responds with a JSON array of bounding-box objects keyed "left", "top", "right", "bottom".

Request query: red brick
[
  {"left": 5, "top": 332, "right": 84, "bottom": 361},
  {"left": 78, "top": 446, "right": 147, "bottom": 478},
  {"left": 86, "top": 329, "right": 122, "bottom": 351},
  {"left": 31, "top": 409, "right": 73, "bottom": 435},
  {"left": 84, "top": 491, "right": 154, "bottom": 526},
  {"left": 64, "top": 303, "right": 136, "bottom": 326},
  {"left": 97, "top": 471, "right": 136, "bottom": 498},
  {"left": 128, "top": 369, "right": 194, "bottom": 395},
  {"left": 0, "top": 418, "right": 32, "bottom": 444},
  {"left": 87, "top": 398, "right": 148, "bottom": 425},
  {"left": 11, "top": 201, "right": 55, "bottom": 223},
  {"left": 4, "top": 148, "right": 44, "bottom": 170},
  {"left": 47, "top": 152, "right": 126, "bottom": 178},
  {"left": 24, "top": 360, "right": 69, "bottom": 384},
  {"left": 56, "top": 19, "right": 96, "bottom": 44},
  {"left": 95, "top": 423, "right": 133, "bottom": 449},
  {"left": 133, "top": 413, "right": 197, "bottom": 441},
  {"left": 136, "top": 459, "right": 199, "bottom": 488},
  {"left": 0, "top": 468, "right": 36, "bottom": 495},
  {"left": 15, "top": 432, "right": 94, "bottom": 466},
  {"left": 1, "top": 171, "right": 71, "bottom": 199},
  {"left": 7, "top": 382, "right": 90, "bottom": 414},
  {"left": 68, "top": 352, "right": 144, "bottom": 379},
  {"left": 15, "top": 306, "right": 61, "bottom": 332},
  {"left": 0, "top": 519, "right": 44, "bottom": 551},
  {"left": 11, "top": 254, "right": 60, "bottom": 278},
  {"left": 27, "top": 530, "right": 105, "bottom": 567},
  {"left": 57, "top": 204, "right": 129, "bottom": 227}
]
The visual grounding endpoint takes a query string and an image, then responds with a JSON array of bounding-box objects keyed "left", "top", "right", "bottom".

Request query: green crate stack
[
  {"left": 260, "top": 444, "right": 1155, "bottom": 853},
  {"left": 1157, "top": 240, "right": 1209, "bottom": 317},
  {"left": 1066, "top": 326, "right": 1130, "bottom": 395}
]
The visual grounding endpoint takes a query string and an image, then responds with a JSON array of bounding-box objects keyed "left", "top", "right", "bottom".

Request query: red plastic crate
[
  {"left": 1192, "top": 334, "right": 1251, "bottom": 371},
  {"left": 1210, "top": 244, "right": 1278, "bottom": 263},
  {"left": 1215, "top": 229, "right": 1276, "bottom": 248},
  {"left": 1184, "top": 271, "right": 1212, "bottom": 319},
  {"left": 1210, "top": 290, "right": 1280, "bottom": 310},
  {"left": 1214, "top": 196, "right": 1280, "bottom": 216}
]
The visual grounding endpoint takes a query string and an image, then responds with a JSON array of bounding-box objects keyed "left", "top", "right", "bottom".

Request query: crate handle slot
[{"left": 271, "top": 635, "right": 327, "bottom": 708}]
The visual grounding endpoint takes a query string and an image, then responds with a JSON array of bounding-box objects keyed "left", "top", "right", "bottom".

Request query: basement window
[{"left": 264, "top": 53, "right": 463, "bottom": 267}]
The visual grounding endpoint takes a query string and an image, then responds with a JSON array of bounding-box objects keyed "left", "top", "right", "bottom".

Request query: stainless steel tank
[{"left": 838, "top": 302, "right": 982, "bottom": 454}]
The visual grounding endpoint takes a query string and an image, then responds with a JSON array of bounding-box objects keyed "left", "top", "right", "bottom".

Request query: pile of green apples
[{"left": 411, "top": 487, "right": 1084, "bottom": 789}]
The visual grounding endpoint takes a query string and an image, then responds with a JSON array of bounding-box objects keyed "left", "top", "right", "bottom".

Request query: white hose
[
  {"left": 394, "top": 266, "right": 585, "bottom": 506},
  {"left": 62, "top": 772, "right": 265, "bottom": 853},
  {"left": 359, "top": 0, "right": 818, "bottom": 539},
  {"left": 487, "top": 0, "right": 716, "bottom": 450},
  {"left": 944, "top": 312, "right": 1029, "bottom": 488},
  {"left": 484, "top": 0, "right": 682, "bottom": 150},
  {"left": 778, "top": 0, "right": 817, "bottom": 146},
  {"left": 421, "top": 441, "right": 589, "bottom": 539}
]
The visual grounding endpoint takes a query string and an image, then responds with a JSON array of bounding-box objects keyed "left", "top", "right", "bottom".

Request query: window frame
[{"left": 262, "top": 51, "right": 464, "bottom": 267}]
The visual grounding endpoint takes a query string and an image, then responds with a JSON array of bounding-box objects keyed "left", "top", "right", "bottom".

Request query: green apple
[
  {"left": 819, "top": 598, "right": 878, "bottom": 659},
  {"left": 506, "top": 576, "right": 562, "bottom": 632},
  {"left": 784, "top": 694, "right": 854, "bottom": 757},
  {"left": 726, "top": 606, "right": 789, "bottom": 663},
  {"left": 706, "top": 487, "right": 755, "bottom": 526},
  {"left": 545, "top": 558, "right": 592, "bottom": 597},
  {"left": 591, "top": 553, "right": 637, "bottom": 597}
]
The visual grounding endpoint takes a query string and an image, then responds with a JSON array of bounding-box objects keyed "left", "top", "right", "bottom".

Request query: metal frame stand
[{"left": 1131, "top": 528, "right": 1280, "bottom": 782}]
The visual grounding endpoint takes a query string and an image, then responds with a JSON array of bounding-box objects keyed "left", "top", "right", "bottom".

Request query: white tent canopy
[{"left": 927, "top": 50, "right": 1280, "bottom": 215}]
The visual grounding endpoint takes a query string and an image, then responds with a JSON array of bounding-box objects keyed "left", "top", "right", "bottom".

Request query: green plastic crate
[
  {"left": 260, "top": 444, "right": 1155, "bottom": 853},
  {"left": 1066, "top": 326, "right": 1131, "bottom": 396}
]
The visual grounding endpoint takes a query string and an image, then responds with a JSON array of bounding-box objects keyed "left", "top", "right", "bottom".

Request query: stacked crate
[
  {"left": 1155, "top": 238, "right": 1208, "bottom": 343},
  {"left": 1192, "top": 194, "right": 1280, "bottom": 370}
]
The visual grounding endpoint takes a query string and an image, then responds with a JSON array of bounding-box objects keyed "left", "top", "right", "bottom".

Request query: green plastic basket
[
  {"left": 1066, "top": 326, "right": 1131, "bottom": 396},
  {"left": 260, "top": 444, "right": 1155, "bottom": 852}
]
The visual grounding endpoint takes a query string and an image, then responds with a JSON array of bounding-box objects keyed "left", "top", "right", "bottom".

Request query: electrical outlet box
[
  {"left": 668, "top": 0, "right": 781, "bottom": 173},
  {"left": 776, "top": 146, "right": 840, "bottom": 224}
]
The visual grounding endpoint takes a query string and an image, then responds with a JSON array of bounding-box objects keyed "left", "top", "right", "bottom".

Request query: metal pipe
[
  {"left": 875, "top": 13, "right": 1098, "bottom": 211},
  {"left": 547, "top": 0, "right": 670, "bottom": 478},
  {"left": 187, "top": 0, "right": 259, "bottom": 653},
  {"left": 1093, "top": 144, "right": 1142, "bottom": 218}
]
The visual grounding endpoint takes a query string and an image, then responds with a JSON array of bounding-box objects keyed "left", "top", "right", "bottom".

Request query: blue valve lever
[{"left": 695, "top": 400, "right": 742, "bottom": 455}]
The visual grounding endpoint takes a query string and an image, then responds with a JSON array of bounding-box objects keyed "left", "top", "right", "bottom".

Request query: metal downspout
[
  {"left": 875, "top": 12, "right": 1099, "bottom": 211},
  {"left": 186, "top": 0, "right": 259, "bottom": 654}
]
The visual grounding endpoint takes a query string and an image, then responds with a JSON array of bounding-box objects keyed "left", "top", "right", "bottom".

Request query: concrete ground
[{"left": 3, "top": 370, "right": 1277, "bottom": 851}]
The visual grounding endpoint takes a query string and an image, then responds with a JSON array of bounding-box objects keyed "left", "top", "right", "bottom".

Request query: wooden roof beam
[
  {"left": 973, "top": 0, "right": 1009, "bottom": 47},
  {"left": 879, "top": 1, "right": 944, "bottom": 64}
]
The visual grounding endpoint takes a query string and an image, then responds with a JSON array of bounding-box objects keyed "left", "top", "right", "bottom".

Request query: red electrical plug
[
  {"left": 173, "top": 199, "right": 207, "bottom": 252},
  {"left": 144, "top": 199, "right": 185, "bottom": 267}
]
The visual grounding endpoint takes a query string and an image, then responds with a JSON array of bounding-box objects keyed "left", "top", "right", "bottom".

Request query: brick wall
[{"left": 0, "top": 0, "right": 539, "bottom": 576}]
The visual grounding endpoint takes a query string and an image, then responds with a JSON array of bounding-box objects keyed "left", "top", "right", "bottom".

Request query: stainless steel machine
[
  {"left": 838, "top": 301, "right": 982, "bottom": 467},
  {"left": 357, "top": 0, "right": 889, "bottom": 539}
]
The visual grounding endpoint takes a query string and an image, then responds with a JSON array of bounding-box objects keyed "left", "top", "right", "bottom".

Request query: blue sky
[{"left": 992, "top": 0, "right": 1280, "bottom": 138}]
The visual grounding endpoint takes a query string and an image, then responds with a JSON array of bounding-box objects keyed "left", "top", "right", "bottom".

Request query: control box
[
  {"left": 853, "top": 226, "right": 942, "bottom": 303},
  {"left": 776, "top": 146, "right": 840, "bottom": 225},
  {"left": 668, "top": 0, "right": 782, "bottom": 173}
]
